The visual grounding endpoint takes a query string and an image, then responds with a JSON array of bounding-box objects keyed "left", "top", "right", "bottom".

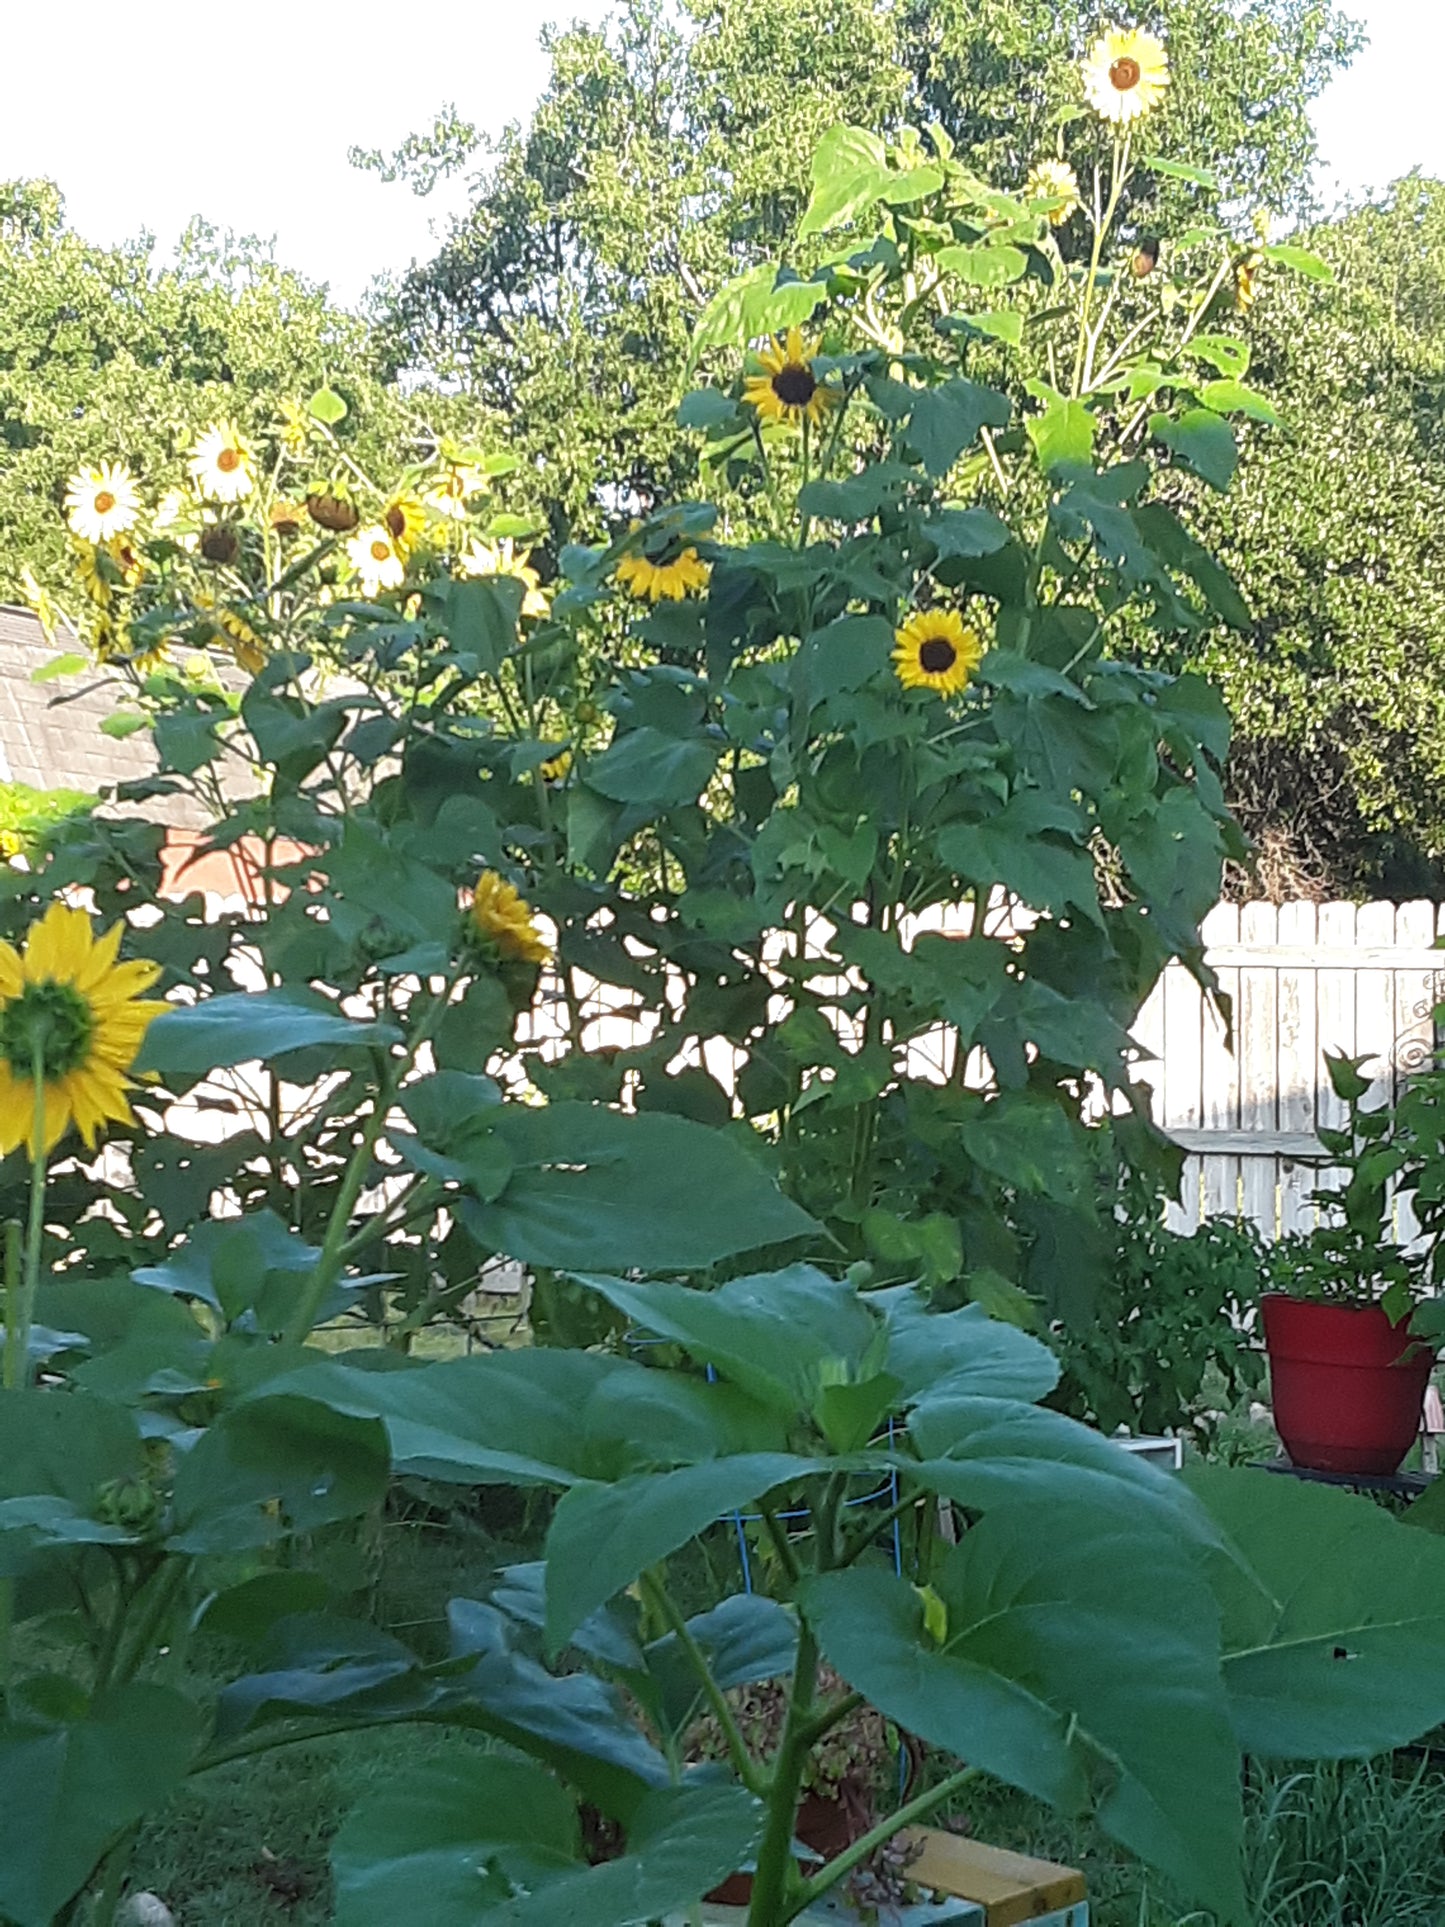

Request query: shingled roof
[{"left": 0, "top": 604, "right": 166, "bottom": 801}]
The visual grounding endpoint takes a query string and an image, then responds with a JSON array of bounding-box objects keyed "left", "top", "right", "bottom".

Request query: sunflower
[
  {"left": 277, "top": 399, "right": 311, "bottom": 455},
  {"left": 105, "top": 535, "right": 147, "bottom": 587},
  {"left": 72, "top": 540, "right": 113, "bottom": 609},
  {"left": 64, "top": 462, "right": 140, "bottom": 544},
  {"left": 1235, "top": 251, "right": 1263, "bottom": 312},
  {"left": 459, "top": 537, "right": 549, "bottom": 618},
  {"left": 614, "top": 541, "right": 710, "bottom": 603},
  {"left": 424, "top": 462, "right": 487, "bottom": 521},
  {"left": 194, "top": 590, "right": 267, "bottom": 675},
  {"left": 469, "top": 871, "right": 549, "bottom": 966},
  {"left": 189, "top": 421, "right": 256, "bottom": 503},
  {"left": 269, "top": 500, "right": 308, "bottom": 538},
  {"left": 382, "top": 492, "right": 428, "bottom": 558},
  {"left": 1081, "top": 27, "right": 1170, "bottom": 125},
  {"left": 892, "top": 609, "right": 985, "bottom": 698},
  {"left": 347, "top": 524, "right": 406, "bottom": 597},
  {"left": 1025, "top": 158, "right": 1081, "bottom": 225},
  {"left": 743, "top": 328, "right": 839, "bottom": 429},
  {"left": 539, "top": 748, "right": 573, "bottom": 783},
  {"left": 0, "top": 902, "right": 167, "bottom": 1157}
]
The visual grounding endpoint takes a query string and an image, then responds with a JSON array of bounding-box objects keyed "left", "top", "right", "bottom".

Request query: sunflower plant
[{"left": 0, "top": 26, "right": 1434, "bottom": 1927}]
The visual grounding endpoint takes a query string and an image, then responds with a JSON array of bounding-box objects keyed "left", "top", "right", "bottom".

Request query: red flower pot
[
  {"left": 1262, "top": 1294, "right": 1435, "bottom": 1476},
  {"left": 705, "top": 1793, "right": 856, "bottom": 1906}
]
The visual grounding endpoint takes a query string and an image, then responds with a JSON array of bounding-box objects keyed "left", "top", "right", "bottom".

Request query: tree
[{"left": 0, "top": 180, "right": 474, "bottom": 598}]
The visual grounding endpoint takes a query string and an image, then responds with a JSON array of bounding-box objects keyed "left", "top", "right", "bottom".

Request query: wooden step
[{"left": 898, "top": 1829, "right": 1087, "bottom": 1927}]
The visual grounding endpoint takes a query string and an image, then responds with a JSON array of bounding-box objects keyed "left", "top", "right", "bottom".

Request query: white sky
[{"left": 0, "top": 0, "right": 1437, "bottom": 305}]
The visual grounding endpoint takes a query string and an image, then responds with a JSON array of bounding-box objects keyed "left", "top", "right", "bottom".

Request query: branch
[{"left": 790, "top": 1765, "right": 981, "bottom": 1916}]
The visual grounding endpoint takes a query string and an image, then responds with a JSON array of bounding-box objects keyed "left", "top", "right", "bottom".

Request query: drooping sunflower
[
  {"left": 269, "top": 500, "right": 308, "bottom": 538},
  {"left": 189, "top": 421, "right": 256, "bottom": 504},
  {"left": 743, "top": 328, "right": 839, "bottom": 429},
  {"left": 1081, "top": 27, "right": 1170, "bottom": 125},
  {"left": 424, "top": 462, "right": 487, "bottom": 522},
  {"left": 1235, "top": 251, "right": 1263, "bottom": 312},
  {"left": 892, "top": 609, "right": 985, "bottom": 699},
  {"left": 459, "top": 537, "right": 549, "bottom": 618},
  {"left": 347, "top": 524, "right": 407, "bottom": 597},
  {"left": 469, "top": 871, "right": 549, "bottom": 966},
  {"left": 1025, "top": 158, "right": 1081, "bottom": 225},
  {"left": 194, "top": 590, "right": 267, "bottom": 675},
  {"left": 614, "top": 541, "right": 710, "bottom": 604},
  {"left": 382, "top": 492, "right": 428, "bottom": 558},
  {"left": 71, "top": 540, "right": 113, "bottom": 609},
  {"left": 0, "top": 902, "right": 167, "bottom": 1157},
  {"left": 64, "top": 462, "right": 140, "bottom": 544},
  {"left": 538, "top": 748, "right": 573, "bottom": 783}
]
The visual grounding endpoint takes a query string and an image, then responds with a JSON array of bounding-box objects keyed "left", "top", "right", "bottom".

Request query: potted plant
[{"left": 1262, "top": 1052, "right": 1439, "bottom": 1476}]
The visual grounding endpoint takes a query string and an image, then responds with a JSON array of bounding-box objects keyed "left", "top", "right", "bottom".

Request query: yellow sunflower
[
  {"left": 892, "top": 609, "right": 985, "bottom": 698},
  {"left": 539, "top": 748, "right": 573, "bottom": 783},
  {"left": 189, "top": 421, "right": 256, "bottom": 504},
  {"left": 459, "top": 537, "right": 549, "bottom": 618},
  {"left": 1235, "top": 251, "right": 1263, "bottom": 312},
  {"left": 382, "top": 492, "right": 428, "bottom": 558},
  {"left": 424, "top": 462, "right": 487, "bottom": 522},
  {"left": 469, "top": 871, "right": 549, "bottom": 966},
  {"left": 0, "top": 902, "right": 167, "bottom": 1157},
  {"left": 71, "top": 540, "right": 113, "bottom": 609},
  {"left": 1081, "top": 27, "right": 1170, "bottom": 125},
  {"left": 742, "top": 328, "right": 839, "bottom": 429},
  {"left": 614, "top": 543, "right": 710, "bottom": 603},
  {"left": 1025, "top": 158, "right": 1081, "bottom": 225},
  {"left": 347, "top": 524, "right": 406, "bottom": 597},
  {"left": 277, "top": 398, "right": 311, "bottom": 455},
  {"left": 64, "top": 462, "right": 140, "bottom": 544},
  {"left": 104, "top": 535, "right": 147, "bottom": 588},
  {"left": 194, "top": 590, "right": 267, "bottom": 675}
]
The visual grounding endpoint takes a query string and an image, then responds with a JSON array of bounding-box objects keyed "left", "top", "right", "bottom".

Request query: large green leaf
[
  {"left": 586, "top": 727, "right": 721, "bottom": 808},
  {"left": 258, "top": 1347, "right": 765, "bottom": 1487},
  {"left": 575, "top": 1266, "right": 883, "bottom": 1416},
  {"left": 644, "top": 1594, "right": 798, "bottom": 1737},
  {"left": 466, "top": 1103, "right": 817, "bottom": 1269},
  {"left": 132, "top": 1210, "right": 320, "bottom": 1325},
  {"left": 938, "top": 792, "right": 1101, "bottom": 924},
  {"left": 1188, "top": 1465, "right": 1445, "bottom": 1758},
  {"left": 907, "top": 378, "right": 1011, "bottom": 477},
  {"left": 1151, "top": 408, "right": 1238, "bottom": 492},
  {"left": 804, "top": 1505, "right": 1247, "bottom": 1923},
  {"left": 0, "top": 1390, "right": 144, "bottom": 1576},
  {"left": 333, "top": 1756, "right": 762, "bottom": 1927},
  {"left": 798, "top": 125, "right": 889, "bottom": 236},
  {"left": 168, "top": 1396, "right": 390, "bottom": 1553},
  {"left": 545, "top": 1454, "right": 828, "bottom": 1651},
  {"left": 1026, "top": 398, "right": 1096, "bottom": 475},
  {"left": 907, "top": 1396, "right": 1213, "bottom": 1541},
  {"left": 875, "top": 1290, "right": 1059, "bottom": 1404},
  {"left": 0, "top": 1684, "right": 203, "bottom": 1926},
  {"left": 136, "top": 989, "right": 400, "bottom": 1075}
]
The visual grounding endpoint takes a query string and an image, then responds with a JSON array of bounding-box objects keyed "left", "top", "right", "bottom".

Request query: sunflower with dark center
[
  {"left": 0, "top": 902, "right": 167, "bottom": 1156},
  {"left": 892, "top": 609, "right": 985, "bottom": 698},
  {"left": 1081, "top": 27, "right": 1169, "bottom": 124},
  {"left": 614, "top": 535, "right": 710, "bottom": 603},
  {"left": 743, "top": 327, "right": 839, "bottom": 429}
]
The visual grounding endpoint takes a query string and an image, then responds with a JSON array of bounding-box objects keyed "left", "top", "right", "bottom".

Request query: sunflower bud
[
  {"left": 93, "top": 1477, "right": 162, "bottom": 1537},
  {"left": 1131, "top": 237, "right": 1161, "bottom": 279},
  {"left": 307, "top": 492, "right": 359, "bottom": 534},
  {"left": 200, "top": 524, "right": 240, "bottom": 565}
]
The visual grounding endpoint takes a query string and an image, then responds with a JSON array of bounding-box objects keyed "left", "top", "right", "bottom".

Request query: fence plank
[
  {"left": 1392, "top": 900, "right": 1437, "bottom": 1243},
  {"left": 1313, "top": 900, "right": 1358, "bottom": 1217},
  {"left": 1199, "top": 902, "right": 1240, "bottom": 1221},
  {"left": 1162, "top": 959, "right": 1204, "bottom": 1232},
  {"left": 1238, "top": 901, "right": 1281, "bottom": 1240},
  {"left": 1277, "top": 901, "right": 1319, "bottom": 1234}
]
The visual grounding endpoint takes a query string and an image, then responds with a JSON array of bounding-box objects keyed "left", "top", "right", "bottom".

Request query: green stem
[
  {"left": 8, "top": 1050, "right": 51, "bottom": 1392},
  {"left": 790, "top": 1766, "right": 981, "bottom": 1916},
  {"left": 109, "top": 1558, "right": 189, "bottom": 1688},
  {"left": 86, "top": 1823, "right": 140, "bottom": 1927},
  {"left": 745, "top": 1622, "right": 820, "bottom": 1927},
  {"left": 759, "top": 1505, "right": 804, "bottom": 1586},
  {"left": 837, "top": 1487, "right": 921, "bottom": 1569},
  {"left": 641, "top": 1573, "right": 766, "bottom": 1796}
]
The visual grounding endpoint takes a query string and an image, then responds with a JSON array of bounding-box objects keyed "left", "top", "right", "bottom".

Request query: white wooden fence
[{"left": 1135, "top": 900, "right": 1445, "bottom": 1241}]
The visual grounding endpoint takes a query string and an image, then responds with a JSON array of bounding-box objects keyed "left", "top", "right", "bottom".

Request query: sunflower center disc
[
  {"left": 94, "top": 491, "right": 115, "bottom": 516},
  {"left": 773, "top": 364, "right": 818, "bottom": 407},
  {"left": 371, "top": 541, "right": 391, "bottom": 563},
  {"left": 217, "top": 447, "right": 240, "bottom": 473},
  {"left": 1110, "top": 56, "right": 1142, "bottom": 89},
  {"left": 0, "top": 980, "right": 96, "bottom": 1079},
  {"left": 385, "top": 506, "right": 406, "bottom": 539},
  {"left": 919, "top": 639, "right": 958, "bottom": 674}
]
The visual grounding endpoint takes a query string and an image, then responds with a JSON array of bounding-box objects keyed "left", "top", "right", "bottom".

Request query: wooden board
[{"left": 898, "top": 1830, "right": 1087, "bottom": 1927}]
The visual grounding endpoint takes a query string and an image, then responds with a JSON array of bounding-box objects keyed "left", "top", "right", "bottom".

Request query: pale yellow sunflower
[
  {"left": 892, "top": 609, "right": 985, "bottom": 698},
  {"left": 382, "top": 492, "right": 428, "bottom": 558},
  {"left": 194, "top": 590, "right": 267, "bottom": 675},
  {"left": 188, "top": 421, "right": 256, "bottom": 504},
  {"left": 0, "top": 902, "right": 167, "bottom": 1157},
  {"left": 1081, "top": 27, "right": 1170, "bottom": 125},
  {"left": 469, "top": 871, "right": 549, "bottom": 966},
  {"left": 742, "top": 328, "right": 839, "bottom": 429},
  {"left": 64, "top": 462, "right": 140, "bottom": 544},
  {"left": 424, "top": 462, "right": 487, "bottom": 522},
  {"left": 614, "top": 542, "right": 710, "bottom": 604},
  {"left": 277, "top": 399, "right": 311, "bottom": 455},
  {"left": 1025, "top": 158, "right": 1081, "bottom": 225},
  {"left": 459, "top": 537, "right": 549, "bottom": 618},
  {"left": 347, "top": 524, "right": 407, "bottom": 597}
]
